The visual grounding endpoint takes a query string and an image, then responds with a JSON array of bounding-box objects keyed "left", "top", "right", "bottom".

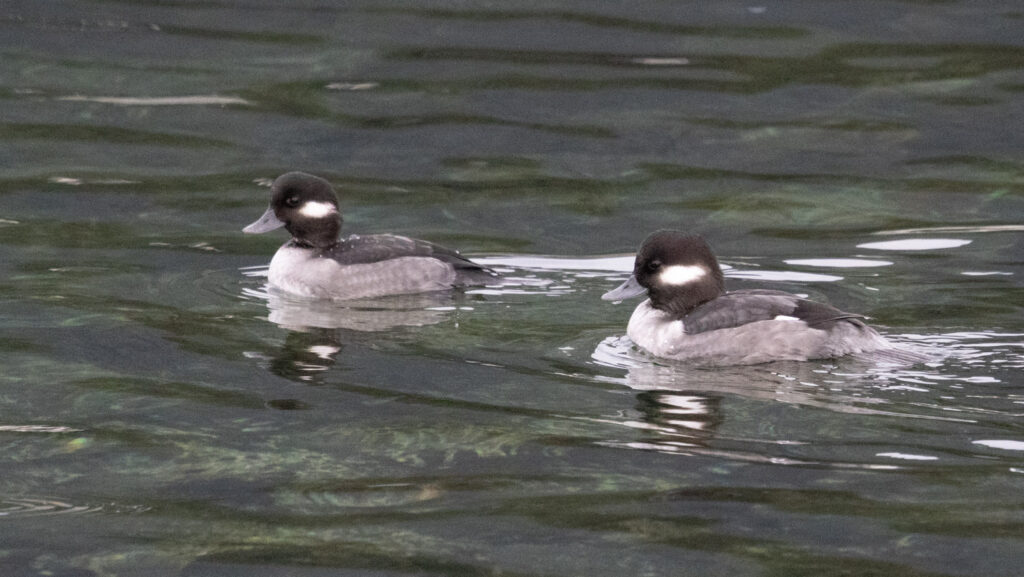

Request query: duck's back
[{"left": 681, "top": 289, "right": 868, "bottom": 334}]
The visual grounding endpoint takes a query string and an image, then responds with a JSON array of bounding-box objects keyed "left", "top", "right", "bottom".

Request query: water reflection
[
  {"left": 261, "top": 289, "right": 455, "bottom": 332},
  {"left": 630, "top": 390, "right": 724, "bottom": 448},
  {"left": 249, "top": 330, "right": 343, "bottom": 383},
  {"left": 587, "top": 332, "right": 1018, "bottom": 467},
  {"left": 593, "top": 335, "right": 925, "bottom": 416},
  {"left": 240, "top": 266, "right": 461, "bottom": 331}
]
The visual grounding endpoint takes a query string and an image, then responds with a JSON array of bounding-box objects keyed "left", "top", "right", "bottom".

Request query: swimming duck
[
  {"left": 603, "top": 230, "right": 895, "bottom": 365},
  {"left": 244, "top": 172, "right": 497, "bottom": 299}
]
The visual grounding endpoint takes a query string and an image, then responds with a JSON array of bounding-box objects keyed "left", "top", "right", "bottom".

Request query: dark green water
[{"left": 2, "top": 2, "right": 1023, "bottom": 575}]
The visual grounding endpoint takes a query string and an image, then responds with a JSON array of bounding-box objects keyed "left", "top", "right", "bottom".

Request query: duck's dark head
[
  {"left": 243, "top": 171, "right": 342, "bottom": 249},
  {"left": 602, "top": 230, "right": 725, "bottom": 317}
]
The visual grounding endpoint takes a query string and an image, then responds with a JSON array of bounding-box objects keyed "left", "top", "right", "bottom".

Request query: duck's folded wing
[
  {"left": 328, "top": 234, "right": 496, "bottom": 277},
  {"left": 683, "top": 289, "right": 865, "bottom": 334}
]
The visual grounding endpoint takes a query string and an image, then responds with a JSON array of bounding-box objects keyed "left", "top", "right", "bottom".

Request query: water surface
[{"left": 1, "top": 1, "right": 1023, "bottom": 576}]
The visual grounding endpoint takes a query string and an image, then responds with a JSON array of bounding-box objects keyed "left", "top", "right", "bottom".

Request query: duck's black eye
[
  {"left": 646, "top": 259, "right": 661, "bottom": 272},
  {"left": 285, "top": 196, "right": 300, "bottom": 208}
]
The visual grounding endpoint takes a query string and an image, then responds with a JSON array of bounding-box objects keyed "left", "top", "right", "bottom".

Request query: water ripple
[
  {"left": 59, "top": 95, "right": 250, "bottom": 106},
  {"left": 0, "top": 497, "right": 148, "bottom": 518},
  {"left": 0, "top": 425, "right": 83, "bottom": 433}
]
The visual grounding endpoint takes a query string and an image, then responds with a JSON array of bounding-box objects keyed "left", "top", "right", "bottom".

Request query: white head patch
[
  {"left": 658, "top": 264, "right": 707, "bottom": 286},
  {"left": 298, "top": 201, "right": 337, "bottom": 219}
]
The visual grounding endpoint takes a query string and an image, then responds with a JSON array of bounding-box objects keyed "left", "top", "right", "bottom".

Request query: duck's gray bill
[
  {"left": 243, "top": 207, "right": 285, "bottom": 234},
  {"left": 601, "top": 275, "right": 646, "bottom": 301}
]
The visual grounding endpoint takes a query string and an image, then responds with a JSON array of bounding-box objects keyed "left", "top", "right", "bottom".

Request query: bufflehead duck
[
  {"left": 602, "top": 230, "right": 894, "bottom": 366},
  {"left": 243, "top": 172, "right": 497, "bottom": 299}
]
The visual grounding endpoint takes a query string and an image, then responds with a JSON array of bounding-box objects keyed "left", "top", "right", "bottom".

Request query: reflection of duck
[
  {"left": 243, "top": 172, "right": 497, "bottom": 299},
  {"left": 593, "top": 334, "right": 936, "bottom": 419},
  {"left": 261, "top": 288, "right": 456, "bottom": 332},
  {"left": 591, "top": 338, "right": 888, "bottom": 458},
  {"left": 591, "top": 329, "right": 961, "bottom": 465},
  {"left": 634, "top": 391, "right": 723, "bottom": 446},
  {"left": 265, "top": 330, "right": 343, "bottom": 383},
  {"left": 603, "top": 231, "right": 902, "bottom": 366}
]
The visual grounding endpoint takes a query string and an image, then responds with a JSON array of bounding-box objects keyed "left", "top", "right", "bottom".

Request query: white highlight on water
[
  {"left": 857, "top": 238, "right": 972, "bottom": 251},
  {"left": 973, "top": 440, "right": 1024, "bottom": 451},
  {"left": 727, "top": 270, "right": 842, "bottom": 283},
  {"left": 472, "top": 255, "right": 637, "bottom": 272},
  {"left": 326, "top": 82, "right": 379, "bottom": 91},
  {"left": 785, "top": 258, "right": 893, "bottom": 268},
  {"left": 631, "top": 57, "right": 690, "bottom": 66},
  {"left": 59, "top": 95, "right": 250, "bottom": 106},
  {"left": 877, "top": 452, "right": 939, "bottom": 461},
  {"left": 875, "top": 224, "right": 1024, "bottom": 235}
]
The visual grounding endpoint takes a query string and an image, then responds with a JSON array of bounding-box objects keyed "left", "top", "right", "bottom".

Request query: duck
[
  {"left": 602, "top": 230, "right": 897, "bottom": 366},
  {"left": 243, "top": 171, "right": 497, "bottom": 299}
]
